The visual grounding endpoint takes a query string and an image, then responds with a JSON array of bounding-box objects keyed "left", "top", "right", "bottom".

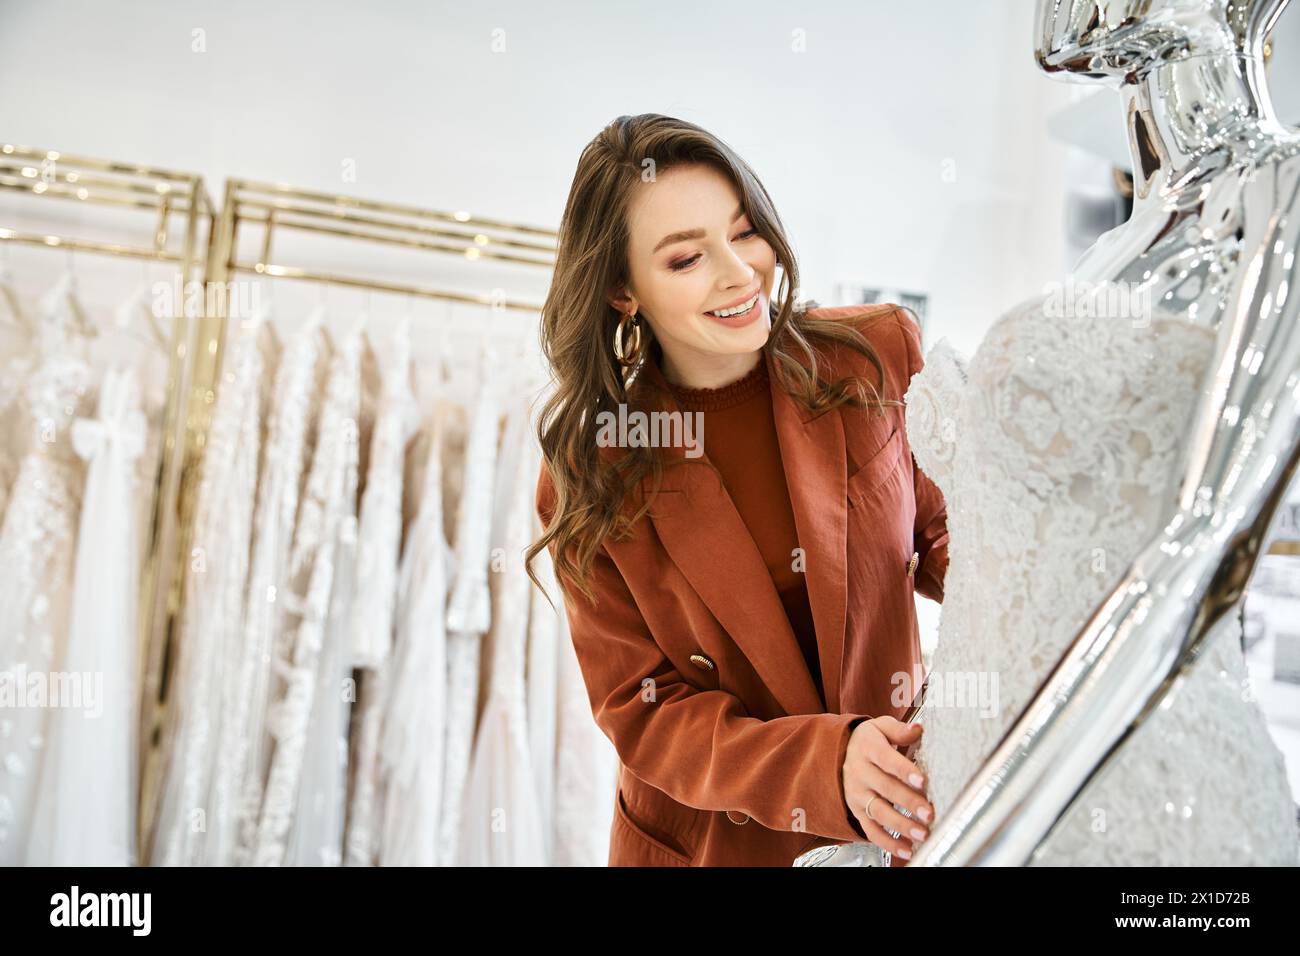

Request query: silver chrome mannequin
[{"left": 906, "top": 0, "right": 1300, "bottom": 866}]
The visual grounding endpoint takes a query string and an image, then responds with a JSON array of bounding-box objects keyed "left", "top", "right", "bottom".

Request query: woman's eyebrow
[{"left": 653, "top": 204, "right": 746, "bottom": 253}]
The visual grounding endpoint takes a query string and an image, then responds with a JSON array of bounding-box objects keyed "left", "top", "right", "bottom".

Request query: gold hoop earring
[{"left": 613, "top": 310, "right": 644, "bottom": 368}]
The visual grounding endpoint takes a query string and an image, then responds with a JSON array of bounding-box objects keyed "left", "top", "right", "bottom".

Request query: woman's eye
[{"left": 668, "top": 229, "right": 759, "bottom": 272}]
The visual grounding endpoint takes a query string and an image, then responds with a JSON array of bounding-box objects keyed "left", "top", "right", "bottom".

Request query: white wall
[
  {"left": 3, "top": 0, "right": 1297, "bottom": 353},
  {"left": 0, "top": 0, "right": 1085, "bottom": 358}
]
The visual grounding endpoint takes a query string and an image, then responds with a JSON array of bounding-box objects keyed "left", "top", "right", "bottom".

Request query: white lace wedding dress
[
  {"left": 223, "top": 318, "right": 329, "bottom": 866},
  {"left": 342, "top": 321, "right": 417, "bottom": 866},
  {"left": 0, "top": 324, "right": 92, "bottom": 865},
  {"left": 27, "top": 365, "right": 148, "bottom": 866},
  {"left": 253, "top": 322, "right": 363, "bottom": 866},
  {"left": 457, "top": 396, "right": 547, "bottom": 866},
  {"left": 150, "top": 316, "right": 276, "bottom": 866},
  {"left": 903, "top": 295, "right": 1300, "bottom": 866},
  {"left": 378, "top": 394, "right": 456, "bottom": 865},
  {"left": 437, "top": 367, "right": 500, "bottom": 865}
]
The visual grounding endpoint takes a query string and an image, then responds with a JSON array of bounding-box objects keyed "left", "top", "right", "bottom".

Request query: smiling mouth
[{"left": 705, "top": 291, "right": 760, "bottom": 318}]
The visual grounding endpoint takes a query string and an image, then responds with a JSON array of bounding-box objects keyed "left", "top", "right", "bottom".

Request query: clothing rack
[
  {"left": 135, "top": 175, "right": 558, "bottom": 862},
  {"left": 0, "top": 143, "right": 215, "bottom": 864}
]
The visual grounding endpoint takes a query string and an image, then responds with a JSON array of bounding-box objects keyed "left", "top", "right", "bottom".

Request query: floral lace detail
[
  {"left": 253, "top": 325, "right": 362, "bottom": 866},
  {"left": 151, "top": 320, "right": 270, "bottom": 867},
  {"left": 224, "top": 322, "right": 328, "bottom": 867},
  {"left": 25, "top": 365, "right": 146, "bottom": 865},
  {"left": 0, "top": 462, "right": 79, "bottom": 860},
  {"left": 0, "top": 339, "right": 90, "bottom": 864},
  {"left": 904, "top": 293, "right": 1300, "bottom": 866},
  {"left": 903, "top": 337, "right": 966, "bottom": 486}
]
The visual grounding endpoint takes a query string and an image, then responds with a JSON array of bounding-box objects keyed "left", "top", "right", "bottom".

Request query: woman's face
[{"left": 615, "top": 162, "right": 777, "bottom": 388}]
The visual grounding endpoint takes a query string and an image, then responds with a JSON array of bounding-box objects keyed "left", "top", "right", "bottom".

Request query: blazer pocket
[
  {"left": 846, "top": 426, "right": 905, "bottom": 509},
  {"left": 614, "top": 789, "right": 693, "bottom": 866}
]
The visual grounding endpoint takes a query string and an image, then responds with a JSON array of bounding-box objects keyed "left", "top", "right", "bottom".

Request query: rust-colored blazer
[{"left": 535, "top": 304, "right": 949, "bottom": 866}]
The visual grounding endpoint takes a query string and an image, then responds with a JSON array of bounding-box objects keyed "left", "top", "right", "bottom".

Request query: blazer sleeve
[
  {"left": 893, "top": 308, "right": 951, "bottom": 604},
  {"left": 536, "top": 466, "right": 871, "bottom": 843}
]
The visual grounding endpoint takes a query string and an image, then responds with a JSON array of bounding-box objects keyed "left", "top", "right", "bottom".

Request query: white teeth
[{"left": 708, "top": 293, "right": 758, "bottom": 318}]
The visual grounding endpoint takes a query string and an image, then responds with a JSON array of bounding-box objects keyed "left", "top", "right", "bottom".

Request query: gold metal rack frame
[
  {"left": 0, "top": 143, "right": 215, "bottom": 864},
  {"left": 135, "top": 175, "right": 557, "bottom": 863}
]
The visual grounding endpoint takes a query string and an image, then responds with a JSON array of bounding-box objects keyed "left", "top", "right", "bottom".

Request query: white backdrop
[{"left": 0, "top": 0, "right": 1086, "bottom": 356}]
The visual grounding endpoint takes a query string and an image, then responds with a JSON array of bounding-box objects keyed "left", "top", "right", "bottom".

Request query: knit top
[{"left": 666, "top": 354, "right": 824, "bottom": 706}]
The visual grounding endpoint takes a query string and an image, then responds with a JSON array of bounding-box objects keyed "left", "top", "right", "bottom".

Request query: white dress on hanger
[
  {"left": 903, "top": 295, "right": 1300, "bottom": 866},
  {"left": 222, "top": 318, "right": 328, "bottom": 866},
  {"left": 150, "top": 316, "right": 275, "bottom": 866},
  {"left": 349, "top": 318, "right": 417, "bottom": 670},
  {"left": 0, "top": 319, "right": 92, "bottom": 866},
  {"left": 457, "top": 396, "right": 546, "bottom": 866},
  {"left": 286, "top": 453, "right": 358, "bottom": 867},
  {"left": 26, "top": 365, "right": 147, "bottom": 866},
  {"left": 551, "top": 581, "right": 620, "bottom": 867},
  {"left": 379, "top": 397, "right": 456, "bottom": 865},
  {"left": 521, "top": 380, "right": 618, "bottom": 867},
  {"left": 525, "top": 493, "right": 560, "bottom": 865},
  {"left": 284, "top": 329, "right": 374, "bottom": 868},
  {"left": 437, "top": 365, "right": 500, "bottom": 866},
  {"left": 342, "top": 323, "right": 418, "bottom": 866},
  {"left": 253, "top": 322, "right": 362, "bottom": 866}
]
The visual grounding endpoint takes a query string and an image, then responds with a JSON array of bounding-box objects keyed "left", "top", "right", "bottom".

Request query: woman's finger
[
  {"left": 869, "top": 792, "right": 928, "bottom": 845},
  {"left": 853, "top": 793, "right": 916, "bottom": 860},
  {"left": 871, "top": 716, "right": 923, "bottom": 747},
  {"left": 871, "top": 741, "right": 929, "bottom": 801},
  {"left": 863, "top": 758, "right": 933, "bottom": 826}
]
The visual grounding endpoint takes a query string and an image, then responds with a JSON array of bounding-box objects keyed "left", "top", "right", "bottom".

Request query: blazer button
[
  {"left": 726, "top": 809, "right": 750, "bottom": 825},
  {"left": 689, "top": 653, "right": 715, "bottom": 671},
  {"left": 906, "top": 551, "right": 919, "bottom": 578}
]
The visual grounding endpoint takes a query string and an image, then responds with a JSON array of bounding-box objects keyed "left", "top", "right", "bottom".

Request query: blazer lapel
[
  {"left": 768, "top": 348, "right": 850, "bottom": 713},
  {"left": 630, "top": 347, "right": 848, "bottom": 716}
]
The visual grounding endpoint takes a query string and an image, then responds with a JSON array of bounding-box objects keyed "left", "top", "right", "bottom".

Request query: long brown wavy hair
[{"left": 526, "top": 113, "right": 901, "bottom": 609}]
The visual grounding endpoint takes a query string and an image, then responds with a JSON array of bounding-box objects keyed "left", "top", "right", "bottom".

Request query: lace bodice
[{"left": 904, "top": 293, "right": 1299, "bottom": 866}]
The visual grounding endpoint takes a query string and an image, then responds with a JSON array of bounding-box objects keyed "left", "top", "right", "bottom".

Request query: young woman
[{"left": 526, "top": 113, "right": 948, "bottom": 867}]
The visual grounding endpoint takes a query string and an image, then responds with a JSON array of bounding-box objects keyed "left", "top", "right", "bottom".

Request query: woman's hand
[{"left": 842, "top": 717, "right": 932, "bottom": 861}]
